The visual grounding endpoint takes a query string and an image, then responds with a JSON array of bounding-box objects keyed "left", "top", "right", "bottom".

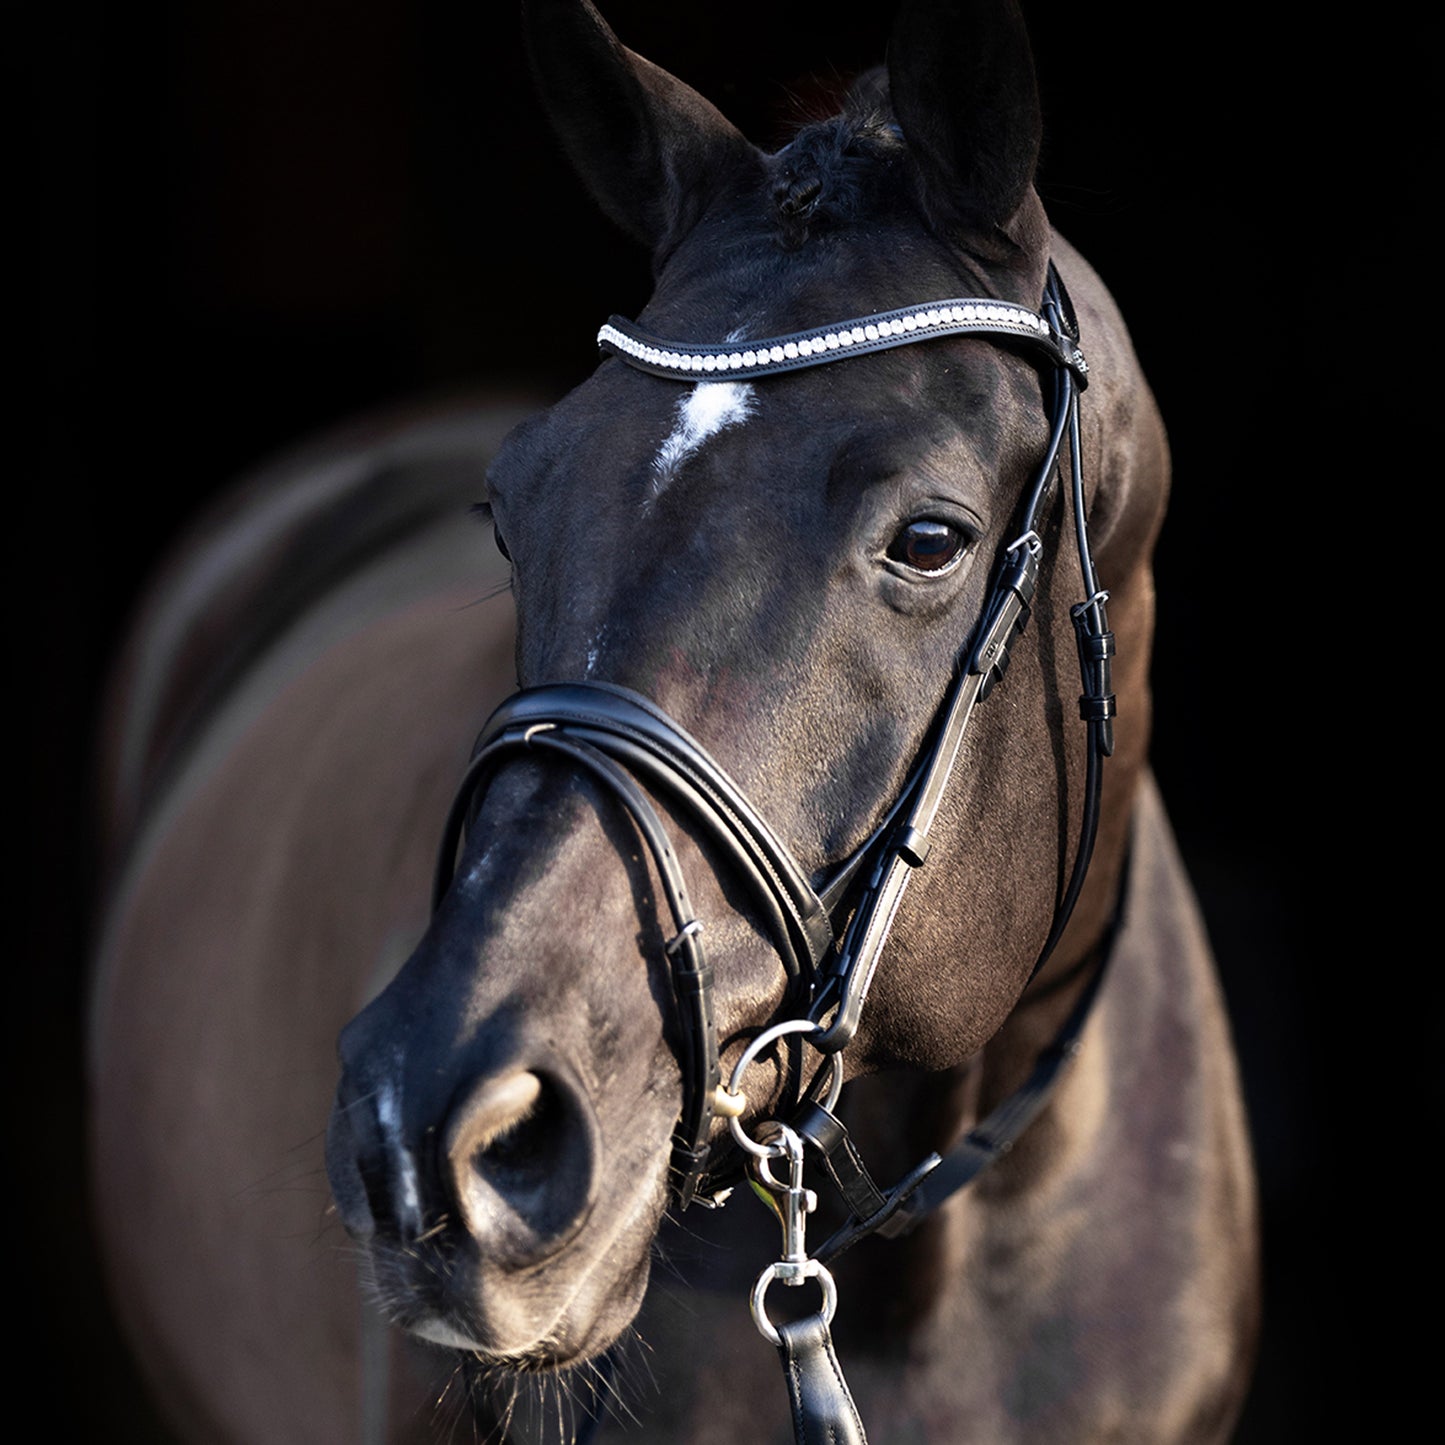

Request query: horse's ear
[
  {"left": 522, "top": 0, "right": 757, "bottom": 262},
  {"left": 887, "top": 0, "right": 1045, "bottom": 252}
]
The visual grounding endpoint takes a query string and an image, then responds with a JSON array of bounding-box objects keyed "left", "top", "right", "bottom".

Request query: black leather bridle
[{"left": 433, "top": 263, "right": 1116, "bottom": 1235}]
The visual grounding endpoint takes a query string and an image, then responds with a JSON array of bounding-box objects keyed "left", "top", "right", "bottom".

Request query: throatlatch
[{"left": 435, "top": 264, "right": 1113, "bottom": 1445}]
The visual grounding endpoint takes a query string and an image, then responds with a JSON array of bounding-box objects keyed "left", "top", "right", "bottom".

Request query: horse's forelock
[{"left": 768, "top": 76, "right": 908, "bottom": 249}]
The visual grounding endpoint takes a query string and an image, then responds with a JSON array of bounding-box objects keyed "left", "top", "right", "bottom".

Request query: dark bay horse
[{"left": 89, "top": 2, "right": 1258, "bottom": 1440}]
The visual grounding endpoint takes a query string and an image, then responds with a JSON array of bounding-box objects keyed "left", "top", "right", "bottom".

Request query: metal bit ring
[{"left": 726, "top": 1019, "right": 842, "bottom": 1157}]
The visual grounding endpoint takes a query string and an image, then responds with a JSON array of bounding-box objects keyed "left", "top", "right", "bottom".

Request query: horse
[{"left": 88, "top": 1, "right": 1259, "bottom": 1440}]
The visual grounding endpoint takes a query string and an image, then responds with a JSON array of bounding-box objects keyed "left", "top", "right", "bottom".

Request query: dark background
[{"left": 24, "top": 1, "right": 1397, "bottom": 1438}]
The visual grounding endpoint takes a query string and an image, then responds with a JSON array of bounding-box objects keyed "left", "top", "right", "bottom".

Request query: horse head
[{"left": 326, "top": 0, "right": 1165, "bottom": 1380}]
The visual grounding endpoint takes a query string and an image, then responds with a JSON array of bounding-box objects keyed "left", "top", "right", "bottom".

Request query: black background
[{"left": 24, "top": 2, "right": 1401, "bottom": 1438}]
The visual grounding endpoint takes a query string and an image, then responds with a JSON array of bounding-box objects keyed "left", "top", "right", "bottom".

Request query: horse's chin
[
  {"left": 368, "top": 1186, "right": 662, "bottom": 1372},
  {"left": 396, "top": 1267, "right": 649, "bottom": 1371}
]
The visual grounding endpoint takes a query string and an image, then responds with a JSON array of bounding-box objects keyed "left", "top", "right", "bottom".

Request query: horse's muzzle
[{"left": 326, "top": 1050, "right": 601, "bottom": 1265}]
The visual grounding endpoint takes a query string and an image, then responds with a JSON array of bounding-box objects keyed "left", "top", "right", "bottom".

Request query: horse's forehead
[{"left": 555, "top": 339, "right": 1030, "bottom": 491}]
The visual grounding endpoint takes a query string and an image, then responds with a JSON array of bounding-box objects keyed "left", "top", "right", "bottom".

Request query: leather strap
[
  {"left": 776, "top": 1315, "right": 870, "bottom": 1445},
  {"left": 439, "top": 683, "right": 835, "bottom": 982}
]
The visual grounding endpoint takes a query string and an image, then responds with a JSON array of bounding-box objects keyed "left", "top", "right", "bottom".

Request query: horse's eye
[{"left": 887, "top": 519, "right": 966, "bottom": 574}]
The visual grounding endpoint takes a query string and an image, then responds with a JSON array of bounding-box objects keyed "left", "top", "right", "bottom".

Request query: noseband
[{"left": 434, "top": 264, "right": 1115, "bottom": 1224}]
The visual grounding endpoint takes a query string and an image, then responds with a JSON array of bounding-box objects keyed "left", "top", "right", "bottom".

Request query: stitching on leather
[{"left": 821, "top": 1331, "right": 866, "bottom": 1438}]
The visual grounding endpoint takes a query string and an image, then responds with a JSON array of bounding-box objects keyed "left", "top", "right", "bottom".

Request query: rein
[{"left": 433, "top": 263, "right": 1116, "bottom": 1444}]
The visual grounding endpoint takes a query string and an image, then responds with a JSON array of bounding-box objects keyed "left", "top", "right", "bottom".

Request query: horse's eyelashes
[{"left": 887, "top": 518, "right": 968, "bottom": 574}]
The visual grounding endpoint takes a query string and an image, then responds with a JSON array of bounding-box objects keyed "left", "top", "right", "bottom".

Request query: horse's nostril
[
  {"left": 457, "top": 1070, "right": 545, "bottom": 1154},
  {"left": 444, "top": 1068, "right": 599, "bottom": 1264}
]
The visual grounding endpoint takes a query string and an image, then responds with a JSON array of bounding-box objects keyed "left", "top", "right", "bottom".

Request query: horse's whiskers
[{"left": 414, "top": 1215, "right": 451, "bottom": 1244}]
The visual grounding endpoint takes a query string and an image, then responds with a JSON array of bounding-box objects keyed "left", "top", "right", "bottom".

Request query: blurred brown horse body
[
  {"left": 89, "top": 3, "right": 1258, "bottom": 1441},
  {"left": 88, "top": 400, "right": 530, "bottom": 1441}
]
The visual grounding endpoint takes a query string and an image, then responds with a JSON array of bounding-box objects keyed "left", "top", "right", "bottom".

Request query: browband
[{"left": 598, "top": 296, "right": 1088, "bottom": 386}]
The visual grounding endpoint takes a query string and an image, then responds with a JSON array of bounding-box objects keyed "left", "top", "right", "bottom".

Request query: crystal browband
[{"left": 597, "top": 298, "right": 1088, "bottom": 383}]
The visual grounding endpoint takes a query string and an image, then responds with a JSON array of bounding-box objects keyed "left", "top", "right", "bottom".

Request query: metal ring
[
  {"left": 726, "top": 1020, "right": 840, "bottom": 1157},
  {"left": 1005, "top": 528, "right": 1042, "bottom": 558},
  {"left": 749, "top": 1259, "right": 837, "bottom": 1347}
]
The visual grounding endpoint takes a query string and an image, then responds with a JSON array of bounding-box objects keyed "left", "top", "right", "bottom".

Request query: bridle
[{"left": 432, "top": 263, "right": 1117, "bottom": 1439}]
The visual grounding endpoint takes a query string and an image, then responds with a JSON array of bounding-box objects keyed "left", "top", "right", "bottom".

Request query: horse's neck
[
  {"left": 828, "top": 982, "right": 1101, "bottom": 1302},
  {"left": 829, "top": 773, "right": 1256, "bottom": 1420}
]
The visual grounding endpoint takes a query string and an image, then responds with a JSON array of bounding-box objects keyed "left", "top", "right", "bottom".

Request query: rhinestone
[
  {"left": 864, "top": 324, "right": 879, "bottom": 340},
  {"left": 840, "top": 330, "right": 854, "bottom": 345},
  {"left": 851, "top": 327, "right": 866, "bottom": 343},
  {"left": 729, "top": 351, "right": 744, "bottom": 368},
  {"left": 742, "top": 350, "right": 757, "bottom": 366}
]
